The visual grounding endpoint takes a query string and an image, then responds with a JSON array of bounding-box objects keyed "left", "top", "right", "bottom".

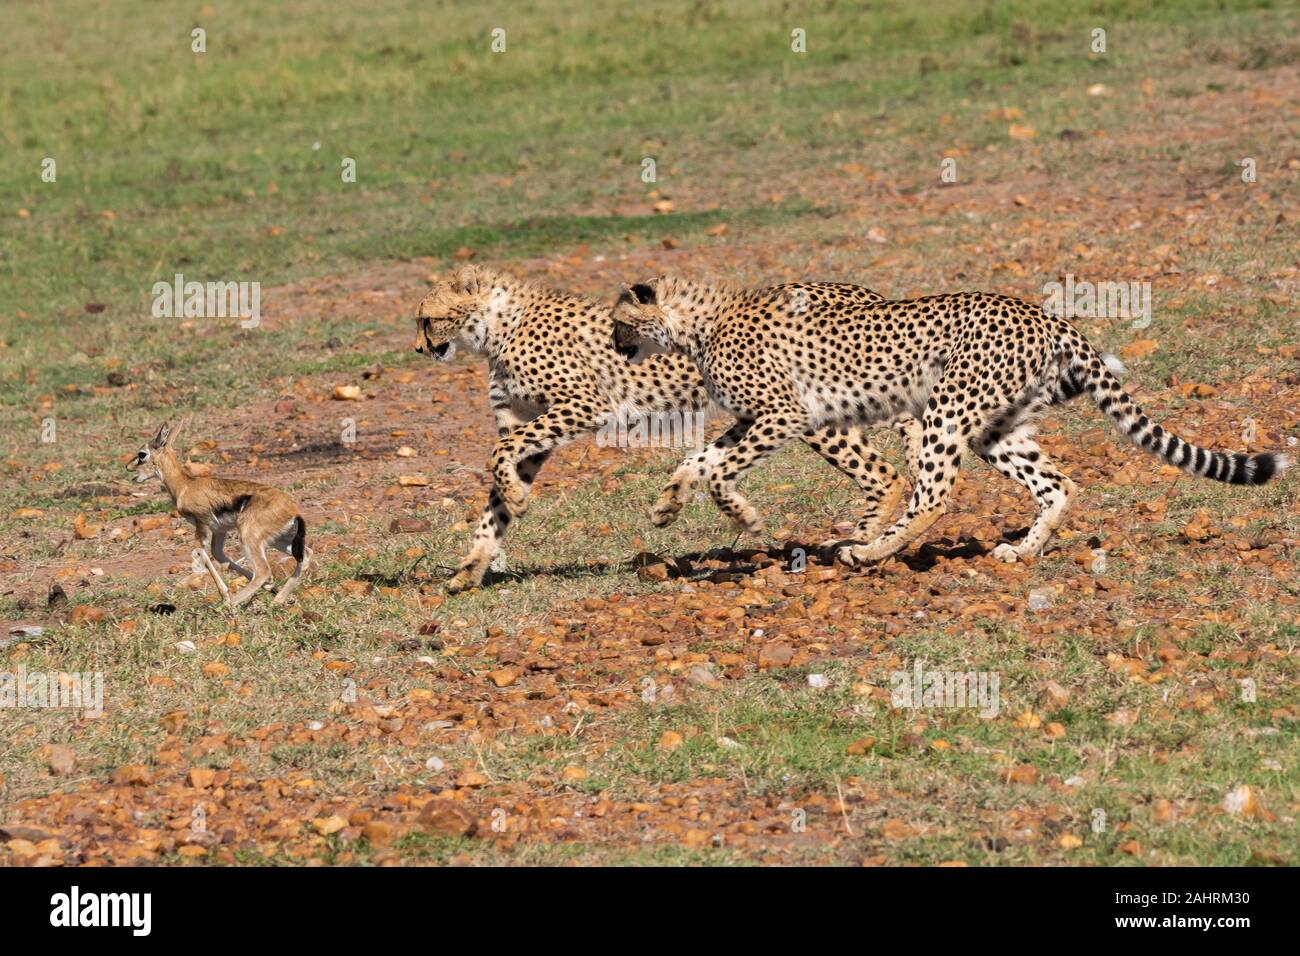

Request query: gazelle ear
[
  {"left": 167, "top": 416, "right": 190, "bottom": 448},
  {"left": 458, "top": 265, "right": 481, "bottom": 294},
  {"left": 150, "top": 422, "right": 171, "bottom": 449}
]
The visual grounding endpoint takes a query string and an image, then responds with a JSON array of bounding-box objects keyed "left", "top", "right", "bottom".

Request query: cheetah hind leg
[
  {"left": 975, "top": 425, "right": 1077, "bottom": 562},
  {"left": 837, "top": 413, "right": 968, "bottom": 567}
]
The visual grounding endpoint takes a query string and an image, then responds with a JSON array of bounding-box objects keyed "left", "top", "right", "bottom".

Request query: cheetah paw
[
  {"left": 835, "top": 544, "right": 874, "bottom": 568},
  {"left": 991, "top": 543, "right": 1021, "bottom": 563},
  {"left": 446, "top": 570, "right": 480, "bottom": 594},
  {"left": 650, "top": 497, "right": 683, "bottom": 528}
]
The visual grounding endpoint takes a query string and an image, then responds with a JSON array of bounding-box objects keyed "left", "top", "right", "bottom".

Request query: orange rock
[
  {"left": 1008, "top": 764, "right": 1039, "bottom": 785},
  {"left": 417, "top": 800, "right": 477, "bottom": 837},
  {"left": 112, "top": 764, "right": 154, "bottom": 786},
  {"left": 658, "top": 730, "right": 684, "bottom": 751}
]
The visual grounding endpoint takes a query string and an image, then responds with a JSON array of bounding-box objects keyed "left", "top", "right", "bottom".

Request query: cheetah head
[
  {"left": 611, "top": 280, "right": 674, "bottom": 364},
  {"left": 413, "top": 266, "right": 490, "bottom": 361}
]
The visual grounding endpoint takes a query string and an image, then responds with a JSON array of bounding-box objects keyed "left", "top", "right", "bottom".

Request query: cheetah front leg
[
  {"left": 705, "top": 410, "right": 809, "bottom": 535},
  {"left": 448, "top": 448, "right": 552, "bottom": 594},
  {"left": 838, "top": 410, "right": 970, "bottom": 567},
  {"left": 651, "top": 418, "right": 752, "bottom": 527},
  {"left": 896, "top": 413, "right": 923, "bottom": 470},
  {"left": 489, "top": 400, "right": 602, "bottom": 518},
  {"left": 802, "top": 426, "right": 909, "bottom": 547},
  {"left": 975, "top": 424, "right": 1077, "bottom": 562}
]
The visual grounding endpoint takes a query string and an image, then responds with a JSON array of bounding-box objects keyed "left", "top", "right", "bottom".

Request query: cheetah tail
[{"left": 1065, "top": 338, "right": 1288, "bottom": 486}]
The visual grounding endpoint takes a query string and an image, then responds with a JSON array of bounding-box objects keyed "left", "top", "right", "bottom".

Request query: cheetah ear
[
  {"left": 457, "top": 265, "right": 481, "bottom": 294},
  {"left": 628, "top": 282, "right": 657, "bottom": 305}
]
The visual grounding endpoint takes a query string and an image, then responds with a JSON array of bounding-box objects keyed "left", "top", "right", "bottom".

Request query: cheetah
[
  {"left": 610, "top": 277, "right": 1288, "bottom": 567},
  {"left": 412, "top": 266, "right": 918, "bottom": 592}
]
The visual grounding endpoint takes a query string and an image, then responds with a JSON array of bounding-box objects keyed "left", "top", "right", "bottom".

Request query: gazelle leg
[
  {"left": 195, "top": 529, "right": 230, "bottom": 600},
  {"left": 229, "top": 535, "right": 273, "bottom": 608}
]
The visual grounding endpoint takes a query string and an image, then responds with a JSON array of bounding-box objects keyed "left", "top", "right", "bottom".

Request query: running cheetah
[
  {"left": 610, "top": 277, "right": 1287, "bottom": 567},
  {"left": 412, "top": 267, "right": 917, "bottom": 592}
]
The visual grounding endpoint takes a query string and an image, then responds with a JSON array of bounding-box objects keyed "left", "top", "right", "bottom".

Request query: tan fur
[{"left": 130, "top": 419, "right": 312, "bottom": 608}]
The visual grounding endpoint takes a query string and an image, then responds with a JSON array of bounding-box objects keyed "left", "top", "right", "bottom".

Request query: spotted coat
[
  {"left": 413, "top": 267, "right": 917, "bottom": 592},
  {"left": 610, "top": 277, "right": 1287, "bottom": 566}
]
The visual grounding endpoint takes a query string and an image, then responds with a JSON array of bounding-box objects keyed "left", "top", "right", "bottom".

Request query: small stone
[
  {"left": 658, "top": 730, "right": 684, "bottom": 751},
  {"left": 1222, "top": 784, "right": 1261, "bottom": 818},
  {"left": 686, "top": 664, "right": 719, "bottom": 687},
  {"left": 68, "top": 605, "right": 106, "bottom": 625},
  {"left": 188, "top": 767, "right": 216, "bottom": 789},
  {"left": 417, "top": 800, "right": 477, "bottom": 837},
  {"left": 1008, "top": 764, "right": 1039, "bottom": 785},
  {"left": 363, "top": 821, "right": 397, "bottom": 846},
  {"left": 455, "top": 769, "right": 489, "bottom": 788},
  {"left": 425, "top": 756, "right": 446, "bottom": 772},
  {"left": 1027, "top": 588, "right": 1053, "bottom": 612},
  {"left": 758, "top": 642, "right": 795, "bottom": 669},
  {"left": 312, "top": 815, "right": 348, "bottom": 835},
  {"left": 806, "top": 673, "right": 830, "bottom": 690},
  {"left": 388, "top": 516, "right": 432, "bottom": 533},
  {"left": 1037, "top": 681, "right": 1070, "bottom": 710},
  {"left": 111, "top": 764, "right": 154, "bottom": 786}
]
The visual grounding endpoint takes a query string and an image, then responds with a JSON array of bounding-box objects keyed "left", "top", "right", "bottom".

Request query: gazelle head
[{"left": 129, "top": 419, "right": 186, "bottom": 483}]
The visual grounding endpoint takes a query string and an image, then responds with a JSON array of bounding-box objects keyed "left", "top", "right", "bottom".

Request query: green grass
[{"left": 4, "top": 0, "right": 1298, "bottom": 417}]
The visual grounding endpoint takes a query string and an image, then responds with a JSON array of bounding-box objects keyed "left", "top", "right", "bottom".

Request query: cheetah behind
[{"left": 610, "top": 277, "right": 1287, "bottom": 567}]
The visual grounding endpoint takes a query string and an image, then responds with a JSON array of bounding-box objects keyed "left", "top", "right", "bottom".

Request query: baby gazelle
[{"left": 129, "top": 420, "right": 312, "bottom": 608}]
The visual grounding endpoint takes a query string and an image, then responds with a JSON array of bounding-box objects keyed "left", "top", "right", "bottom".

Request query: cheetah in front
[
  {"left": 413, "top": 267, "right": 917, "bottom": 592},
  {"left": 611, "top": 277, "right": 1287, "bottom": 567}
]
